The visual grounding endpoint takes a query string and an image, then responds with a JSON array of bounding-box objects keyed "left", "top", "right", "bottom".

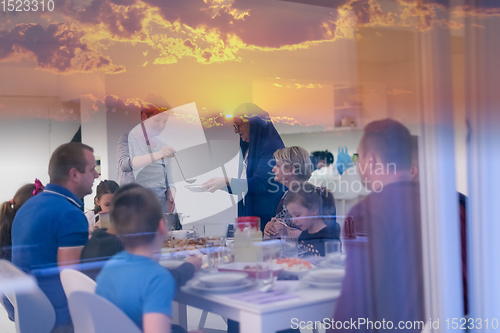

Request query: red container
[{"left": 236, "top": 216, "right": 260, "bottom": 232}]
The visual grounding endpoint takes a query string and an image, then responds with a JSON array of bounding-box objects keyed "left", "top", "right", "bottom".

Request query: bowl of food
[{"left": 272, "top": 258, "right": 314, "bottom": 277}]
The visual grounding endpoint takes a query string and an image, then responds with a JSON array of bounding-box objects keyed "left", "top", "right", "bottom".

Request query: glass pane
[{"left": 3, "top": 0, "right": 499, "bottom": 331}]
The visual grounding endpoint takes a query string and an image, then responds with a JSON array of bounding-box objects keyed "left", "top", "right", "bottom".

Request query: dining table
[{"left": 171, "top": 279, "right": 341, "bottom": 333}]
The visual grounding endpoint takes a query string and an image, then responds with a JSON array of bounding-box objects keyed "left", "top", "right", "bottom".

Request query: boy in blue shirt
[{"left": 95, "top": 186, "right": 197, "bottom": 333}]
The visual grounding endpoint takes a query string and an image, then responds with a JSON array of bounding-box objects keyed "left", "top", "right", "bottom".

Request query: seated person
[
  {"left": 81, "top": 183, "right": 201, "bottom": 289},
  {"left": 84, "top": 180, "right": 120, "bottom": 233},
  {"left": 0, "top": 179, "right": 44, "bottom": 322},
  {"left": 264, "top": 146, "right": 313, "bottom": 238},
  {"left": 330, "top": 119, "right": 424, "bottom": 333},
  {"left": 95, "top": 186, "right": 200, "bottom": 333},
  {"left": 280, "top": 183, "right": 340, "bottom": 256}
]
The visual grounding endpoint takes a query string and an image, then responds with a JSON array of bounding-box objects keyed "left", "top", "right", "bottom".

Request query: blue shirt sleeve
[
  {"left": 57, "top": 210, "right": 89, "bottom": 248},
  {"left": 143, "top": 269, "right": 176, "bottom": 317}
]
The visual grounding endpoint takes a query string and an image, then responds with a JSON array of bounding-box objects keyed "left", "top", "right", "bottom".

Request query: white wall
[
  {"left": 0, "top": 98, "right": 80, "bottom": 203},
  {"left": 281, "top": 128, "right": 363, "bottom": 163}
]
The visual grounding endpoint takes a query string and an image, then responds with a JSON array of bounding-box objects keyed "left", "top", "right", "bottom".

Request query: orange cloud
[
  {"left": 3, "top": 0, "right": 498, "bottom": 71},
  {"left": 82, "top": 94, "right": 330, "bottom": 130},
  {"left": 0, "top": 22, "right": 125, "bottom": 74},
  {"left": 66, "top": 0, "right": 150, "bottom": 40},
  {"left": 397, "top": 0, "right": 500, "bottom": 30}
]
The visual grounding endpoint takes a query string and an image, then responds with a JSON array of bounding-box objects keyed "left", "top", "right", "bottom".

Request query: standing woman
[
  {"left": 128, "top": 106, "right": 177, "bottom": 214},
  {"left": 0, "top": 179, "right": 44, "bottom": 261},
  {"left": 203, "top": 103, "right": 285, "bottom": 233}
]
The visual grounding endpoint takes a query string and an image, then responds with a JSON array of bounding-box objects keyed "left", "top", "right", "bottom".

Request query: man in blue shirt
[
  {"left": 96, "top": 186, "right": 188, "bottom": 333},
  {"left": 12, "top": 142, "right": 98, "bottom": 332}
]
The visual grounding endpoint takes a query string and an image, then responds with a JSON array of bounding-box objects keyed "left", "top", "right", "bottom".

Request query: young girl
[
  {"left": 85, "top": 180, "right": 120, "bottom": 233},
  {"left": 0, "top": 179, "right": 44, "bottom": 261},
  {"left": 282, "top": 183, "right": 340, "bottom": 256}
]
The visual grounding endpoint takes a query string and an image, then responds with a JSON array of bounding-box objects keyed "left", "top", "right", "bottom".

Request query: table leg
[
  {"left": 239, "top": 312, "right": 286, "bottom": 333},
  {"left": 171, "top": 301, "right": 188, "bottom": 330},
  {"left": 197, "top": 310, "right": 208, "bottom": 330}
]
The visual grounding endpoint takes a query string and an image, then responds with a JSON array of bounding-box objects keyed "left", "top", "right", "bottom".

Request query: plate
[
  {"left": 303, "top": 276, "right": 342, "bottom": 289},
  {"left": 159, "top": 260, "right": 184, "bottom": 269},
  {"left": 218, "top": 262, "right": 282, "bottom": 278},
  {"left": 282, "top": 268, "right": 310, "bottom": 278},
  {"left": 198, "top": 273, "right": 248, "bottom": 287},
  {"left": 185, "top": 185, "right": 206, "bottom": 193},
  {"left": 187, "top": 278, "right": 255, "bottom": 293},
  {"left": 318, "top": 260, "right": 343, "bottom": 269},
  {"left": 307, "top": 269, "right": 345, "bottom": 283}
]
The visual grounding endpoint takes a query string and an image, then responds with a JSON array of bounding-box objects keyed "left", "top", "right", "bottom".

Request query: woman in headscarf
[{"left": 202, "top": 103, "right": 285, "bottom": 233}]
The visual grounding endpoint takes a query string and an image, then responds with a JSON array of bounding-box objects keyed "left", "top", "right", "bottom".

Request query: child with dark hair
[
  {"left": 0, "top": 179, "right": 44, "bottom": 261},
  {"left": 282, "top": 183, "right": 340, "bottom": 256},
  {"left": 95, "top": 186, "right": 200, "bottom": 333},
  {"left": 0, "top": 179, "right": 44, "bottom": 322},
  {"left": 81, "top": 183, "right": 201, "bottom": 289},
  {"left": 84, "top": 180, "right": 120, "bottom": 233},
  {"left": 81, "top": 183, "right": 137, "bottom": 271}
]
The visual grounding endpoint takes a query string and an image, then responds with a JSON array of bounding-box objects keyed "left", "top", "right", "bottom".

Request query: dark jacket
[{"left": 229, "top": 109, "right": 285, "bottom": 232}]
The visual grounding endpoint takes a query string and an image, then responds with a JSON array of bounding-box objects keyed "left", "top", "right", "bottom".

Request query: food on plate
[
  {"left": 272, "top": 258, "right": 313, "bottom": 271},
  {"left": 163, "top": 237, "right": 207, "bottom": 251}
]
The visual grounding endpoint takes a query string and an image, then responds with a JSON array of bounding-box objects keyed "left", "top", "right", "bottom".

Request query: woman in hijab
[{"left": 202, "top": 103, "right": 285, "bottom": 233}]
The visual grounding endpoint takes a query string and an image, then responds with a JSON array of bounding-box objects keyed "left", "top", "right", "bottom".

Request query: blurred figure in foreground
[{"left": 331, "top": 119, "right": 424, "bottom": 333}]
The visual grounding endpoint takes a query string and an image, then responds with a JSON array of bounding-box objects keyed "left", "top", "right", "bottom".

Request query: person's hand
[
  {"left": 185, "top": 255, "right": 202, "bottom": 272},
  {"left": 201, "top": 177, "right": 229, "bottom": 193},
  {"left": 166, "top": 187, "right": 176, "bottom": 213},
  {"left": 264, "top": 218, "right": 278, "bottom": 237},
  {"left": 157, "top": 145, "right": 176, "bottom": 159},
  {"left": 93, "top": 221, "right": 100, "bottom": 231}
]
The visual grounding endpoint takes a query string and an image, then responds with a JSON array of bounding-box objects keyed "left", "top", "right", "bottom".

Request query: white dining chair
[
  {"left": 60, "top": 268, "right": 96, "bottom": 298},
  {"left": 0, "top": 260, "right": 55, "bottom": 333},
  {"left": 68, "top": 291, "right": 141, "bottom": 333}
]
